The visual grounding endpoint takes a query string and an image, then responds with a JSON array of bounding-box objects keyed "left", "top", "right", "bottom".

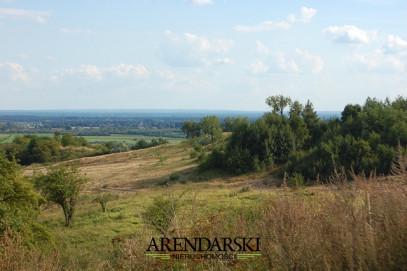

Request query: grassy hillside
[{"left": 2, "top": 140, "right": 407, "bottom": 270}]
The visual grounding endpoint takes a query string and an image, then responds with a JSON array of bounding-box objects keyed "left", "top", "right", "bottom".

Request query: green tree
[
  {"left": 181, "top": 121, "right": 201, "bottom": 139},
  {"left": 0, "top": 152, "right": 45, "bottom": 242},
  {"left": 266, "top": 95, "right": 292, "bottom": 116},
  {"left": 223, "top": 117, "right": 250, "bottom": 132},
  {"left": 341, "top": 104, "right": 362, "bottom": 122},
  {"left": 200, "top": 116, "right": 223, "bottom": 142},
  {"left": 93, "top": 193, "right": 119, "bottom": 212},
  {"left": 34, "top": 165, "right": 88, "bottom": 226}
]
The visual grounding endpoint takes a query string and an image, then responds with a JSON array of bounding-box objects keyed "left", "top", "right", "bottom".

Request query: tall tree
[
  {"left": 200, "top": 116, "right": 223, "bottom": 142},
  {"left": 266, "top": 95, "right": 292, "bottom": 116},
  {"left": 34, "top": 165, "right": 88, "bottom": 226}
]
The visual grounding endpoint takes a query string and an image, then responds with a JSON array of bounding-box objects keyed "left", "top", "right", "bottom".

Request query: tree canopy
[
  {"left": 34, "top": 165, "right": 88, "bottom": 226},
  {"left": 0, "top": 151, "right": 47, "bottom": 244}
]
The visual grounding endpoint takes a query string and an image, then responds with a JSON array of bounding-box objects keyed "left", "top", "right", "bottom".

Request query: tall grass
[
  {"left": 0, "top": 229, "right": 61, "bottom": 271},
  {"left": 108, "top": 174, "right": 407, "bottom": 271}
]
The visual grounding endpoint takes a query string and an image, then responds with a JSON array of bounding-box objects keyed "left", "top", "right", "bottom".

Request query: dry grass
[
  {"left": 0, "top": 229, "right": 62, "bottom": 271},
  {"left": 24, "top": 143, "right": 197, "bottom": 191},
  {"left": 108, "top": 175, "right": 407, "bottom": 271}
]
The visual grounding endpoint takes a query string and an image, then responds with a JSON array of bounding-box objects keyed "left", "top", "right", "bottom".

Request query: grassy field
[
  {"left": 2, "top": 140, "right": 407, "bottom": 270},
  {"left": 0, "top": 133, "right": 184, "bottom": 144}
]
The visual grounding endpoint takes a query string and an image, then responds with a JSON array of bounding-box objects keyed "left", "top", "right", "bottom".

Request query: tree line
[
  {"left": 182, "top": 95, "right": 407, "bottom": 183},
  {"left": 0, "top": 132, "right": 169, "bottom": 166}
]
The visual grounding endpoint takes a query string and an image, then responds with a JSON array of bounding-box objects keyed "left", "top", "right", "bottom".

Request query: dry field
[{"left": 24, "top": 142, "right": 280, "bottom": 192}]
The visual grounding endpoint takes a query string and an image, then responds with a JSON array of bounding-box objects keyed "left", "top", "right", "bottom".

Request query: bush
[
  {"left": 141, "top": 193, "right": 183, "bottom": 234},
  {"left": 189, "top": 150, "right": 198, "bottom": 159},
  {"left": 169, "top": 172, "right": 180, "bottom": 181},
  {"left": 288, "top": 173, "right": 304, "bottom": 189}
]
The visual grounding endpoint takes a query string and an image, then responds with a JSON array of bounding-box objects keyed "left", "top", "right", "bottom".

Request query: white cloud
[
  {"left": 215, "top": 58, "right": 233, "bottom": 65},
  {"left": 235, "top": 7, "right": 316, "bottom": 33},
  {"left": 188, "top": 0, "right": 213, "bottom": 5},
  {"left": 255, "top": 49, "right": 323, "bottom": 74},
  {"left": 157, "top": 31, "right": 234, "bottom": 66},
  {"left": 323, "top": 25, "right": 377, "bottom": 44},
  {"left": 60, "top": 28, "right": 92, "bottom": 34},
  {"left": 287, "top": 7, "right": 317, "bottom": 23},
  {"left": 0, "top": 62, "right": 29, "bottom": 81},
  {"left": 256, "top": 41, "right": 270, "bottom": 56},
  {"left": 295, "top": 49, "right": 324, "bottom": 74},
  {"left": 348, "top": 51, "right": 405, "bottom": 73},
  {"left": 271, "top": 52, "right": 301, "bottom": 73},
  {"left": 250, "top": 61, "right": 269, "bottom": 74},
  {"left": 0, "top": 8, "right": 52, "bottom": 24},
  {"left": 46, "top": 56, "right": 56, "bottom": 61},
  {"left": 234, "top": 21, "right": 291, "bottom": 32},
  {"left": 383, "top": 35, "right": 407, "bottom": 55},
  {"left": 61, "top": 63, "right": 150, "bottom": 81},
  {"left": 107, "top": 63, "right": 150, "bottom": 78},
  {"left": 64, "top": 65, "right": 103, "bottom": 81}
]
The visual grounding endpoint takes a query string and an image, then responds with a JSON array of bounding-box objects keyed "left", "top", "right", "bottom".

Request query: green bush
[
  {"left": 288, "top": 173, "right": 304, "bottom": 189},
  {"left": 169, "top": 172, "right": 180, "bottom": 181},
  {"left": 141, "top": 194, "right": 182, "bottom": 234}
]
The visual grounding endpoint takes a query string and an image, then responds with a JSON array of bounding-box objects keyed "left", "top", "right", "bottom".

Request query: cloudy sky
[{"left": 0, "top": 0, "right": 406, "bottom": 111}]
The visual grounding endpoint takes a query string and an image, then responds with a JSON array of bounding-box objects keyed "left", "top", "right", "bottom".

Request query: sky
[{"left": 0, "top": 0, "right": 406, "bottom": 111}]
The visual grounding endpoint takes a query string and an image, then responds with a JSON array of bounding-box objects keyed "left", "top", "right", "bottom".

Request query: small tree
[
  {"left": 34, "top": 165, "right": 88, "bottom": 226},
  {"left": 93, "top": 193, "right": 119, "bottom": 212}
]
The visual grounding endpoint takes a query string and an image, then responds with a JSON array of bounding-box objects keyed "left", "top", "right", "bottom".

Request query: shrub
[
  {"left": 288, "top": 173, "right": 304, "bottom": 189},
  {"left": 141, "top": 193, "right": 183, "bottom": 235},
  {"left": 169, "top": 172, "right": 180, "bottom": 181}
]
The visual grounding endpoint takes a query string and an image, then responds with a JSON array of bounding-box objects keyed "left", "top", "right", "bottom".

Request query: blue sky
[{"left": 0, "top": 0, "right": 406, "bottom": 111}]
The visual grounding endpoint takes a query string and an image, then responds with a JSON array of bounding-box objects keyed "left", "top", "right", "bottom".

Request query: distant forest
[{"left": 0, "top": 109, "right": 338, "bottom": 138}]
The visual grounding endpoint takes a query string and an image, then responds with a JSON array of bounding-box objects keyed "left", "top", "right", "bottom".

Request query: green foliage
[
  {"left": 199, "top": 149, "right": 225, "bottom": 171},
  {"left": 141, "top": 194, "right": 182, "bottom": 234},
  {"left": 93, "top": 193, "right": 119, "bottom": 212},
  {"left": 287, "top": 96, "right": 407, "bottom": 182},
  {"left": 0, "top": 152, "right": 48, "bottom": 245},
  {"left": 181, "top": 121, "right": 201, "bottom": 139},
  {"left": 168, "top": 172, "right": 180, "bottom": 181},
  {"left": 131, "top": 137, "right": 168, "bottom": 151},
  {"left": 288, "top": 173, "right": 304, "bottom": 189},
  {"left": 33, "top": 165, "right": 88, "bottom": 226},
  {"left": 194, "top": 95, "right": 407, "bottom": 183},
  {"left": 266, "top": 95, "right": 292, "bottom": 116},
  {"left": 223, "top": 117, "right": 250, "bottom": 132},
  {"left": 200, "top": 116, "right": 223, "bottom": 142},
  {"left": 0, "top": 134, "right": 94, "bottom": 166},
  {"left": 239, "top": 186, "right": 251, "bottom": 193}
]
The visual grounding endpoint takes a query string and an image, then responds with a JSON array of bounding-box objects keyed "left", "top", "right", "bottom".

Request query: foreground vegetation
[{"left": 1, "top": 169, "right": 407, "bottom": 270}]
